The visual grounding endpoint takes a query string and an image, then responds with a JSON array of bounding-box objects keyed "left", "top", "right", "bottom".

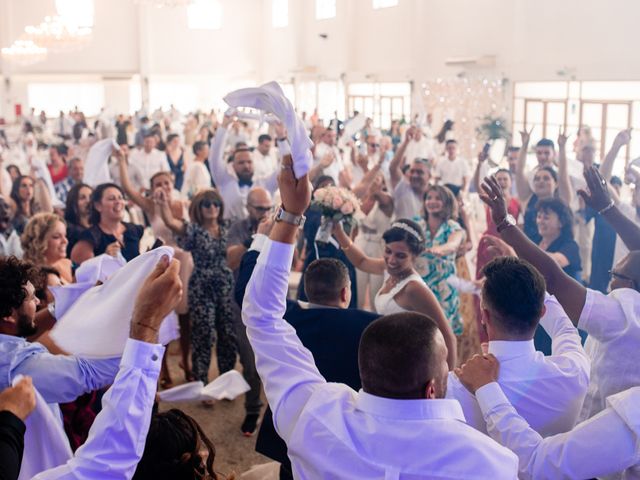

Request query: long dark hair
[
  {"left": 133, "top": 409, "right": 231, "bottom": 480},
  {"left": 10, "top": 175, "right": 36, "bottom": 218},
  {"left": 89, "top": 183, "right": 124, "bottom": 226},
  {"left": 64, "top": 183, "right": 92, "bottom": 226}
]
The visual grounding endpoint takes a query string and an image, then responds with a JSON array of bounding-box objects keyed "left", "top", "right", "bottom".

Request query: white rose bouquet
[{"left": 311, "top": 186, "right": 361, "bottom": 244}]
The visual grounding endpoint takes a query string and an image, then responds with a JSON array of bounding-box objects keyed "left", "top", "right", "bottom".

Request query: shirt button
[{"left": 151, "top": 354, "right": 158, "bottom": 361}]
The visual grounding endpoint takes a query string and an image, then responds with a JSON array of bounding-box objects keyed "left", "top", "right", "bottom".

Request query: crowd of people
[{"left": 0, "top": 94, "right": 639, "bottom": 479}]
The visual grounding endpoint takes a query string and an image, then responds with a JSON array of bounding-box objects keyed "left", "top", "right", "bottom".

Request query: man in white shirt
[
  {"left": 241, "top": 150, "right": 519, "bottom": 479},
  {"left": 480, "top": 169, "right": 640, "bottom": 422},
  {"left": 456, "top": 354, "right": 640, "bottom": 480},
  {"left": 128, "top": 132, "right": 169, "bottom": 188},
  {"left": 252, "top": 134, "right": 278, "bottom": 181},
  {"left": 389, "top": 126, "right": 431, "bottom": 219},
  {"left": 404, "top": 125, "right": 435, "bottom": 164},
  {"left": 435, "top": 139, "right": 469, "bottom": 192},
  {"left": 447, "top": 256, "right": 589, "bottom": 436},
  {"left": 208, "top": 114, "right": 279, "bottom": 222},
  {"left": 309, "top": 128, "right": 345, "bottom": 186},
  {"left": 181, "top": 140, "right": 212, "bottom": 199}
]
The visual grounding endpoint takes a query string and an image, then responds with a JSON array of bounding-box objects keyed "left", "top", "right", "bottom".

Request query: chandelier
[
  {"left": 24, "top": 15, "right": 92, "bottom": 52},
  {"left": 134, "top": 0, "right": 195, "bottom": 7},
  {"left": 1, "top": 40, "right": 48, "bottom": 66}
]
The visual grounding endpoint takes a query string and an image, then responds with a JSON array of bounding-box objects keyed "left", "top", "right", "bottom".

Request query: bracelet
[
  {"left": 135, "top": 322, "right": 159, "bottom": 332},
  {"left": 598, "top": 201, "right": 615, "bottom": 215}
]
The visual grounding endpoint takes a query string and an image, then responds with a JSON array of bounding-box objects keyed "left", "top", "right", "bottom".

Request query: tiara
[{"left": 390, "top": 222, "right": 423, "bottom": 241}]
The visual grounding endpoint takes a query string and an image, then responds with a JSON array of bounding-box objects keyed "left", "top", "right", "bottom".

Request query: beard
[{"left": 16, "top": 311, "right": 37, "bottom": 337}]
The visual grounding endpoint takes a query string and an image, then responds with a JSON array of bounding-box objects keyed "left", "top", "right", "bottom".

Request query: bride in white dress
[{"left": 333, "top": 219, "right": 457, "bottom": 368}]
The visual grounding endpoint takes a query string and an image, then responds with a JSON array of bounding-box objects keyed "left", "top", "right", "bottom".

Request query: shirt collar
[
  {"left": 488, "top": 340, "right": 536, "bottom": 359},
  {"left": 297, "top": 300, "right": 340, "bottom": 310},
  {"left": 355, "top": 390, "right": 465, "bottom": 421}
]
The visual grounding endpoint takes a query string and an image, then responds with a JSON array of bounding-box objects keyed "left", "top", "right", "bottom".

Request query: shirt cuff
[
  {"left": 475, "top": 382, "right": 511, "bottom": 414},
  {"left": 121, "top": 338, "right": 165, "bottom": 374},
  {"left": 577, "top": 288, "right": 596, "bottom": 331},
  {"left": 257, "top": 239, "right": 295, "bottom": 271},
  {"left": 249, "top": 233, "right": 268, "bottom": 252}
]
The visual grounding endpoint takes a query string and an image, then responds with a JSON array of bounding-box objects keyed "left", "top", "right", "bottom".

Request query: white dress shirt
[
  {"left": 393, "top": 178, "right": 423, "bottom": 220},
  {"left": 208, "top": 127, "right": 278, "bottom": 222},
  {"left": 252, "top": 148, "right": 278, "bottom": 181},
  {"left": 242, "top": 239, "right": 519, "bottom": 479},
  {"left": 578, "top": 287, "right": 640, "bottom": 421},
  {"left": 435, "top": 156, "right": 469, "bottom": 188},
  {"left": 447, "top": 295, "right": 590, "bottom": 436},
  {"left": 0, "top": 229, "right": 23, "bottom": 258},
  {"left": 128, "top": 147, "right": 168, "bottom": 187},
  {"left": 34, "top": 338, "right": 164, "bottom": 479},
  {"left": 181, "top": 161, "right": 211, "bottom": 199},
  {"left": 477, "top": 382, "right": 640, "bottom": 480}
]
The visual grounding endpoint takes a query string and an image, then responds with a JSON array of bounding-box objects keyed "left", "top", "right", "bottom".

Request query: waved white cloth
[
  {"left": 30, "top": 155, "right": 64, "bottom": 208},
  {"left": 446, "top": 275, "right": 481, "bottom": 295},
  {"left": 83, "top": 138, "right": 117, "bottom": 187},
  {"left": 339, "top": 114, "right": 366, "bottom": 147},
  {"left": 224, "top": 81, "right": 313, "bottom": 178},
  {"left": 50, "top": 247, "right": 175, "bottom": 358},
  {"left": 228, "top": 108, "right": 280, "bottom": 125},
  {"left": 158, "top": 370, "right": 250, "bottom": 402},
  {"left": 13, "top": 375, "right": 73, "bottom": 480}
]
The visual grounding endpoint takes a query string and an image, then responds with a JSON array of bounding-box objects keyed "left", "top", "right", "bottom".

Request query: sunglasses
[
  {"left": 249, "top": 205, "right": 273, "bottom": 213},
  {"left": 201, "top": 199, "right": 221, "bottom": 209},
  {"left": 368, "top": 143, "right": 380, "bottom": 148}
]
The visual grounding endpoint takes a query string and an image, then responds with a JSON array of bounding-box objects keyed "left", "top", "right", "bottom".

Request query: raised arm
[
  {"left": 426, "top": 229, "right": 465, "bottom": 257},
  {"left": 515, "top": 127, "right": 534, "bottom": 203},
  {"left": 578, "top": 166, "right": 640, "bottom": 252},
  {"left": 479, "top": 175, "right": 586, "bottom": 325},
  {"left": 472, "top": 150, "right": 488, "bottom": 193},
  {"left": 556, "top": 130, "right": 573, "bottom": 206},
  {"left": 600, "top": 129, "right": 631, "bottom": 181},
  {"left": 116, "top": 150, "right": 153, "bottom": 213},
  {"left": 207, "top": 114, "right": 234, "bottom": 187},
  {"left": 389, "top": 126, "right": 415, "bottom": 189},
  {"left": 153, "top": 190, "right": 186, "bottom": 236},
  {"left": 332, "top": 221, "right": 386, "bottom": 275}
]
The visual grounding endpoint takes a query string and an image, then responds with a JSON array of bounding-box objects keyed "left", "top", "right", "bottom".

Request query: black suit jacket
[{"left": 235, "top": 249, "right": 379, "bottom": 465}]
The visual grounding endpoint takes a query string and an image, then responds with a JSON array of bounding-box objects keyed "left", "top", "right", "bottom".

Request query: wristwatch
[
  {"left": 496, "top": 214, "right": 516, "bottom": 233},
  {"left": 275, "top": 205, "right": 306, "bottom": 228}
]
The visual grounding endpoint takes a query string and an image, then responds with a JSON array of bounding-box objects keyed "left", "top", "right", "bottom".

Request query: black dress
[{"left": 78, "top": 223, "right": 144, "bottom": 262}]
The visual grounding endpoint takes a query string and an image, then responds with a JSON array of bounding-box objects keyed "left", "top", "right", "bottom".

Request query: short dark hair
[
  {"left": 610, "top": 175, "right": 623, "bottom": 187},
  {"left": 188, "top": 189, "right": 224, "bottom": 226},
  {"left": 133, "top": 409, "right": 217, "bottom": 480},
  {"left": 192, "top": 141, "right": 207, "bottom": 156},
  {"left": 304, "top": 258, "right": 350, "bottom": 304},
  {"left": 359, "top": 312, "right": 440, "bottom": 399},
  {"left": 382, "top": 219, "right": 424, "bottom": 256},
  {"left": 143, "top": 131, "right": 156, "bottom": 139},
  {"left": 53, "top": 144, "right": 68, "bottom": 157},
  {"left": 481, "top": 257, "right": 546, "bottom": 336},
  {"left": 89, "top": 183, "right": 124, "bottom": 225},
  {"left": 0, "top": 257, "right": 37, "bottom": 318},
  {"left": 536, "top": 165, "right": 558, "bottom": 183},
  {"left": 536, "top": 138, "right": 555, "bottom": 150},
  {"left": 536, "top": 197, "right": 574, "bottom": 239},
  {"left": 166, "top": 133, "right": 179, "bottom": 144},
  {"left": 507, "top": 146, "right": 521, "bottom": 153},
  {"left": 445, "top": 139, "right": 458, "bottom": 146},
  {"left": 258, "top": 134, "right": 272, "bottom": 144}
]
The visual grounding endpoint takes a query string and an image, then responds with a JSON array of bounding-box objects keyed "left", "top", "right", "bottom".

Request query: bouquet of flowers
[{"left": 311, "top": 186, "right": 361, "bottom": 244}]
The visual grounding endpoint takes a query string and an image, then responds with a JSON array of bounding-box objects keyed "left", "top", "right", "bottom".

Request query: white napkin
[
  {"left": 50, "top": 247, "right": 175, "bottom": 358},
  {"left": 339, "top": 113, "right": 366, "bottom": 147},
  {"left": 446, "top": 275, "right": 481, "bottom": 295},
  {"left": 158, "top": 370, "right": 250, "bottom": 402},
  {"left": 224, "top": 81, "right": 313, "bottom": 178},
  {"left": 30, "top": 155, "right": 64, "bottom": 208},
  {"left": 84, "top": 138, "right": 117, "bottom": 187},
  {"left": 14, "top": 375, "right": 73, "bottom": 480}
]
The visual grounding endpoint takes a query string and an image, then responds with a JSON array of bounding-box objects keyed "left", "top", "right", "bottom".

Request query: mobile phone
[{"left": 482, "top": 142, "right": 491, "bottom": 155}]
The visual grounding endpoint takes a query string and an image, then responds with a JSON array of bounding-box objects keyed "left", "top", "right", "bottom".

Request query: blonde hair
[{"left": 21, "top": 213, "right": 65, "bottom": 265}]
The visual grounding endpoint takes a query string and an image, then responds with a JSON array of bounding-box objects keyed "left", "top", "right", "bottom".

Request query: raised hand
[
  {"left": 274, "top": 121, "right": 287, "bottom": 139},
  {"left": 454, "top": 353, "right": 500, "bottom": 394},
  {"left": 557, "top": 129, "right": 569, "bottom": 148},
  {"left": 278, "top": 154, "right": 311, "bottom": 216},
  {"left": 482, "top": 235, "right": 517, "bottom": 258},
  {"left": 320, "top": 152, "right": 335, "bottom": 168},
  {"left": 577, "top": 166, "right": 613, "bottom": 212},
  {"left": 0, "top": 376, "right": 36, "bottom": 421},
  {"left": 256, "top": 215, "right": 275, "bottom": 236},
  {"left": 153, "top": 188, "right": 168, "bottom": 206},
  {"left": 404, "top": 126, "right": 417, "bottom": 143},
  {"left": 519, "top": 126, "right": 533, "bottom": 146},
  {"left": 479, "top": 175, "right": 509, "bottom": 227},
  {"left": 612, "top": 128, "right": 632, "bottom": 150}
]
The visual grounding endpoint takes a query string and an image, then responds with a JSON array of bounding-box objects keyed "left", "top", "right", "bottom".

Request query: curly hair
[
  {"left": 133, "top": 409, "right": 234, "bottom": 480},
  {"left": 0, "top": 256, "right": 37, "bottom": 318},
  {"left": 21, "top": 212, "right": 65, "bottom": 265}
]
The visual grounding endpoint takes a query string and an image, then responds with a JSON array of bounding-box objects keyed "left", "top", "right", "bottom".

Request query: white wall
[{"left": 1, "top": 0, "right": 640, "bottom": 119}]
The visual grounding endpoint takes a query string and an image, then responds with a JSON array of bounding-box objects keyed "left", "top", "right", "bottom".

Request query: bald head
[
  {"left": 358, "top": 312, "right": 448, "bottom": 400},
  {"left": 246, "top": 187, "right": 273, "bottom": 223},
  {"left": 610, "top": 251, "right": 640, "bottom": 292}
]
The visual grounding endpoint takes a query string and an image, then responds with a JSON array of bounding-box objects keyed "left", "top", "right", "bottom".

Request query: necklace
[{"left": 386, "top": 270, "right": 414, "bottom": 289}]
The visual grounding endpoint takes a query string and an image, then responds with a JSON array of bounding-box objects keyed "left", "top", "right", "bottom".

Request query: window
[
  {"left": 513, "top": 81, "right": 640, "bottom": 177},
  {"left": 28, "top": 83, "right": 104, "bottom": 117},
  {"left": 272, "top": 0, "right": 288, "bottom": 27},
  {"left": 348, "top": 82, "right": 410, "bottom": 130},
  {"left": 316, "top": 0, "right": 336, "bottom": 20},
  {"left": 149, "top": 81, "right": 198, "bottom": 113},
  {"left": 372, "top": 0, "right": 398, "bottom": 9},
  {"left": 187, "top": 0, "right": 222, "bottom": 30}
]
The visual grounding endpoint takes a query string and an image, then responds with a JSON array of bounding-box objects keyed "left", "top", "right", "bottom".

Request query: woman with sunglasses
[{"left": 154, "top": 188, "right": 236, "bottom": 405}]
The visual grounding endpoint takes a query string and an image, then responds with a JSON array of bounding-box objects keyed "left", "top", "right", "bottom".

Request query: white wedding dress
[{"left": 374, "top": 271, "right": 424, "bottom": 315}]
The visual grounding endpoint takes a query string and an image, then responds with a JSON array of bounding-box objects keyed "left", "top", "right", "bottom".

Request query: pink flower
[
  {"left": 332, "top": 196, "right": 344, "bottom": 209},
  {"left": 340, "top": 202, "right": 354, "bottom": 215}
]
